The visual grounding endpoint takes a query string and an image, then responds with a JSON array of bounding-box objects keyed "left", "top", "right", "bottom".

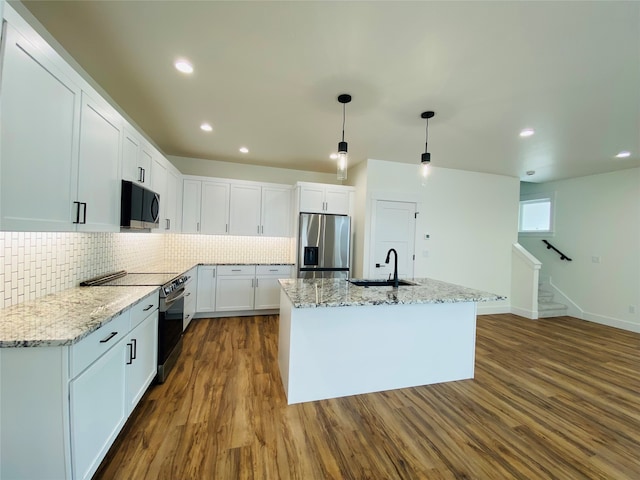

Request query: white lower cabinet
[
  {"left": 70, "top": 336, "right": 128, "bottom": 480},
  {"left": 255, "top": 265, "right": 293, "bottom": 310},
  {"left": 215, "top": 265, "right": 256, "bottom": 312},
  {"left": 183, "top": 268, "right": 198, "bottom": 330},
  {"left": 200, "top": 264, "right": 292, "bottom": 314},
  {"left": 196, "top": 265, "right": 217, "bottom": 313},
  {"left": 0, "top": 291, "right": 159, "bottom": 480}
]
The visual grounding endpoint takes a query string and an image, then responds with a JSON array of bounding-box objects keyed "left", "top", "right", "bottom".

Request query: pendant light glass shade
[{"left": 337, "top": 94, "right": 352, "bottom": 181}]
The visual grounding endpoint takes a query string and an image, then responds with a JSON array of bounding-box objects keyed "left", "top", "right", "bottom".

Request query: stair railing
[{"left": 542, "top": 240, "right": 572, "bottom": 261}]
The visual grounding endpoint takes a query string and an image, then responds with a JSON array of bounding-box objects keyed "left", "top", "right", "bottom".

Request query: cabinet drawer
[
  {"left": 130, "top": 291, "right": 159, "bottom": 329},
  {"left": 256, "top": 265, "right": 292, "bottom": 276},
  {"left": 70, "top": 311, "right": 130, "bottom": 378},
  {"left": 217, "top": 265, "right": 256, "bottom": 276}
]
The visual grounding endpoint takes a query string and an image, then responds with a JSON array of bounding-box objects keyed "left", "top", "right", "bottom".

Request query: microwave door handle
[{"left": 151, "top": 194, "right": 160, "bottom": 222}]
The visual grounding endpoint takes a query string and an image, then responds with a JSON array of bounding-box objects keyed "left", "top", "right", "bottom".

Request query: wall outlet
[
  {"left": 591, "top": 256, "right": 601, "bottom": 264},
  {"left": 422, "top": 250, "right": 429, "bottom": 258},
  {"left": 629, "top": 305, "right": 636, "bottom": 314}
]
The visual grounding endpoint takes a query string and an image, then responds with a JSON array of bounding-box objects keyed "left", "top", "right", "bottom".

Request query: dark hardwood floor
[{"left": 94, "top": 313, "right": 640, "bottom": 479}]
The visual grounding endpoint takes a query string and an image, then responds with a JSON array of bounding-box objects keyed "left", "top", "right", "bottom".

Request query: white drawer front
[
  {"left": 217, "top": 265, "right": 256, "bottom": 276},
  {"left": 256, "top": 265, "right": 292, "bottom": 276},
  {"left": 70, "top": 312, "right": 130, "bottom": 378},
  {"left": 129, "top": 291, "right": 159, "bottom": 329}
]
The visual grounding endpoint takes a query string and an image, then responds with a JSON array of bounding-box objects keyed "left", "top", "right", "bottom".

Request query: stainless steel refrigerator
[{"left": 298, "top": 213, "right": 350, "bottom": 279}]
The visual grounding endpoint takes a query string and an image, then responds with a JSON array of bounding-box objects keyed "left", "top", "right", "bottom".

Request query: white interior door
[{"left": 370, "top": 200, "right": 416, "bottom": 279}]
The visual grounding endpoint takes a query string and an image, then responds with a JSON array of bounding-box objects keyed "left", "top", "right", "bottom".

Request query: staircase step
[
  {"left": 538, "top": 290, "right": 554, "bottom": 303},
  {"left": 538, "top": 301, "right": 568, "bottom": 318}
]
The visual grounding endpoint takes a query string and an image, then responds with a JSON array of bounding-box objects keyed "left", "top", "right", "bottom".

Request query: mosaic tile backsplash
[{"left": 0, "top": 232, "right": 295, "bottom": 309}]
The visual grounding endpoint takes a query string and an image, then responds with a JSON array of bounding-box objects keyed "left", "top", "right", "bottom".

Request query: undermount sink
[{"left": 348, "top": 279, "right": 418, "bottom": 287}]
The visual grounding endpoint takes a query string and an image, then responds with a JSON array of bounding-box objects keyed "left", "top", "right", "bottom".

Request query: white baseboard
[
  {"left": 582, "top": 311, "right": 640, "bottom": 333},
  {"left": 476, "top": 304, "right": 511, "bottom": 315},
  {"left": 510, "top": 306, "right": 539, "bottom": 319}
]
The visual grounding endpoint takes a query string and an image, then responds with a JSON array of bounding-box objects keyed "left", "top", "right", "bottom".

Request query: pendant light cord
[
  {"left": 342, "top": 103, "right": 346, "bottom": 143},
  {"left": 425, "top": 117, "right": 429, "bottom": 150}
]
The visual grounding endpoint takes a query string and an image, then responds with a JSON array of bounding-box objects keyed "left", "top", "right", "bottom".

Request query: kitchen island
[{"left": 278, "top": 278, "right": 505, "bottom": 404}]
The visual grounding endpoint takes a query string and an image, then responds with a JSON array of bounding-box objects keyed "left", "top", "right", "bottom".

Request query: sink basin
[{"left": 348, "top": 279, "right": 418, "bottom": 287}]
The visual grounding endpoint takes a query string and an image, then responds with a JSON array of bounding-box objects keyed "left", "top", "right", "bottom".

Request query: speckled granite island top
[
  {"left": 0, "top": 285, "right": 158, "bottom": 348},
  {"left": 279, "top": 278, "right": 505, "bottom": 308}
]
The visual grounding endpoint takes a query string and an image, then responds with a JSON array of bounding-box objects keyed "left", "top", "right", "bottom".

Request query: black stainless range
[{"left": 81, "top": 270, "right": 189, "bottom": 383}]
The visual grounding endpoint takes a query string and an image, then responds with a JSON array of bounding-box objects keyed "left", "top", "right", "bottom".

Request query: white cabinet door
[
  {"left": 216, "top": 277, "right": 255, "bottom": 311},
  {"left": 201, "top": 181, "right": 229, "bottom": 234},
  {"left": 299, "top": 184, "right": 325, "bottom": 213},
  {"left": 324, "top": 187, "right": 350, "bottom": 215},
  {"left": 139, "top": 144, "right": 153, "bottom": 186},
  {"left": 0, "top": 23, "right": 80, "bottom": 231},
  {"left": 229, "top": 183, "right": 261, "bottom": 235},
  {"left": 196, "top": 265, "right": 217, "bottom": 313},
  {"left": 70, "top": 338, "right": 127, "bottom": 480},
  {"left": 254, "top": 276, "right": 284, "bottom": 309},
  {"left": 261, "top": 186, "right": 292, "bottom": 237},
  {"left": 122, "top": 129, "right": 142, "bottom": 184},
  {"left": 255, "top": 265, "right": 292, "bottom": 310},
  {"left": 182, "top": 179, "right": 202, "bottom": 233},
  {"left": 76, "top": 92, "right": 122, "bottom": 232},
  {"left": 166, "top": 168, "right": 181, "bottom": 232},
  {"left": 151, "top": 157, "right": 167, "bottom": 231},
  {"left": 125, "top": 311, "right": 158, "bottom": 413}
]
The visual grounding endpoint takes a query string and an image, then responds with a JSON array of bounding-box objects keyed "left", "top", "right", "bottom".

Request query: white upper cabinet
[
  {"left": 76, "top": 92, "right": 122, "bottom": 232},
  {"left": 122, "top": 128, "right": 152, "bottom": 187},
  {"left": 0, "top": 22, "right": 80, "bottom": 231},
  {"left": 182, "top": 179, "right": 202, "bottom": 234},
  {"left": 1, "top": 7, "right": 126, "bottom": 232},
  {"left": 229, "top": 183, "right": 292, "bottom": 237},
  {"left": 183, "top": 177, "right": 291, "bottom": 237},
  {"left": 229, "top": 183, "right": 261, "bottom": 235},
  {"left": 151, "top": 155, "right": 167, "bottom": 231},
  {"left": 201, "top": 180, "right": 230, "bottom": 234},
  {"left": 297, "top": 182, "right": 352, "bottom": 215},
  {"left": 261, "top": 186, "right": 292, "bottom": 237},
  {"left": 165, "top": 168, "right": 182, "bottom": 232}
]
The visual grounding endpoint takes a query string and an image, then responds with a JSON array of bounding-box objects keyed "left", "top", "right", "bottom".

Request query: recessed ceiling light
[
  {"left": 329, "top": 153, "right": 338, "bottom": 160},
  {"left": 615, "top": 151, "right": 631, "bottom": 158},
  {"left": 519, "top": 128, "right": 535, "bottom": 137},
  {"left": 200, "top": 123, "right": 213, "bottom": 132},
  {"left": 239, "top": 147, "right": 249, "bottom": 154},
  {"left": 526, "top": 170, "right": 536, "bottom": 176},
  {"left": 174, "top": 59, "right": 193, "bottom": 74}
]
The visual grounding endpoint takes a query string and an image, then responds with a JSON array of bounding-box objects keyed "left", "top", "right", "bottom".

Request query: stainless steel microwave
[{"left": 120, "top": 180, "right": 160, "bottom": 229}]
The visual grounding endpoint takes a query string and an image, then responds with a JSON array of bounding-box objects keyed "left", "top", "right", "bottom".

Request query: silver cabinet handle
[
  {"left": 257, "top": 225, "right": 260, "bottom": 234},
  {"left": 197, "top": 222, "right": 200, "bottom": 232},
  {"left": 166, "top": 218, "right": 170, "bottom": 230}
]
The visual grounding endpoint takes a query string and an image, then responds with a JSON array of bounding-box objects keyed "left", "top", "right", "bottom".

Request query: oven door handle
[{"left": 164, "top": 287, "right": 186, "bottom": 306}]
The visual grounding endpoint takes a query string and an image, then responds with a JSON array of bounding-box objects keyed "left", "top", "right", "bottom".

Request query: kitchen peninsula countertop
[
  {"left": 279, "top": 277, "right": 505, "bottom": 308},
  {"left": 0, "top": 285, "right": 158, "bottom": 348}
]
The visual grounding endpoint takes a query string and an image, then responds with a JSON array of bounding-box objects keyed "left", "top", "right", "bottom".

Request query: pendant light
[
  {"left": 420, "top": 111, "right": 435, "bottom": 183},
  {"left": 336, "top": 94, "right": 352, "bottom": 180}
]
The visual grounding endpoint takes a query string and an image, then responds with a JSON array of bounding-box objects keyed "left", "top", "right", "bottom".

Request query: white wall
[
  {"left": 363, "top": 159, "right": 520, "bottom": 314},
  {"left": 346, "top": 161, "right": 368, "bottom": 277},
  {"left": 519, "top": 168, "right": 640, "bottom": 332},
  {"left": 168, "top": 155, "right": 339, "bottom": 185}
]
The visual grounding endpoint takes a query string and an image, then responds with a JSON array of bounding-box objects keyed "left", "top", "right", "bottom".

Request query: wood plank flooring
[{"left": 94, "top": 314, "right": 640, "bottom": 479}]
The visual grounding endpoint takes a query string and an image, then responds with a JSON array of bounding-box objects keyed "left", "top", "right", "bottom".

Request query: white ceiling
[{"left": 17, "top": 0, "right": 640, "bottom": 183}]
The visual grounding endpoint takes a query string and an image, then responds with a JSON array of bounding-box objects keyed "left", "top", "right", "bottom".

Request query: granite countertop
[
  {"left": 0, "top": 285, "right": 159, "bottom": 348},
  {"left": 0, "top": 262, "right": 295, "bottom": 349},
  {"left": 279, "top": 278, "right": 506, "bottom": 308}
]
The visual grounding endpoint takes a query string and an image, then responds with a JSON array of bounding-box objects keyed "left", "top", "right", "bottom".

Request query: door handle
[
  {"left": 126, "top": 343, "right": 133, "bottom": 364},
  {"left": 99, "top": 331, "right": 118, "bottom": 343}
]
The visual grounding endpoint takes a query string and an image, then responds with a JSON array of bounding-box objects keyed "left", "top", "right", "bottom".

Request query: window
[{"left": 519, "top": 193, "right": 554, "bottom": 234}]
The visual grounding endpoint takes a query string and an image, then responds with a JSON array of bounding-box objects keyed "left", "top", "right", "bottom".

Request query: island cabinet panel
[
  {"left": 278, "top": 293, "right": 477, "bottom": 405},
  {"left": 0, "top": 22, "right": 80, "bottom": 231},
  {"left": 125, "top": 309, "right": 158, "bottom": 411}
]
